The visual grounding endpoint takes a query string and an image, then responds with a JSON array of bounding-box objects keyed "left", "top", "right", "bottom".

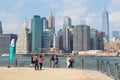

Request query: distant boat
[{"left": 1, "top": 54, "right": 9, "bottom": 56}]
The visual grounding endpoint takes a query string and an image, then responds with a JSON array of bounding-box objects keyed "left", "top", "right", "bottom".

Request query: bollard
[
  {"left": 101, "top": 61, "right": 103, "bottom": 73},
  {"left": 15, "top": 58, "right": 17, "bottom": 67},
  {"left": 82, "top": 59, "right": 84, "bottom": 69},
  {"left": 96, "top": 59, "right": 100, "bottom": 71},
  {"left": 114, "top": 63, "right": 118, "bottom": 80},
  {"left": 107, "top": 61, "right": 110, "bottom": 76}
]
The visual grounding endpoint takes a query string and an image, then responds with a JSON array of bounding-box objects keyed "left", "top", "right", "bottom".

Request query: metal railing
[{"left": 0, "top": 56, "right": 120, "bottom": 80}]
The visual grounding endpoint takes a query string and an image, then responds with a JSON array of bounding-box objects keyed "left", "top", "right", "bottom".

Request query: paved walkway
[{"left": 0, "top": 67, "right": 113, "bottom": 80}]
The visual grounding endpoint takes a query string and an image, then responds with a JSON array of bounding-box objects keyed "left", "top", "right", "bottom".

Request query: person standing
[
  {"left": 66, "top": 55, "right": 71, "bottom": 68},
  {"left": 50, "top": 55, "right": 55, "bottom": 68},
  {"left": 69, "top": 57, "right": 74, "bottom": 68},
  {"left": 54, "top": 55, "right": 59, "bottom": 68},
  {"left": 34, "top": 54, "right": 39, "bottom": 70},
  {"left": 31, "top": 54, "right": 34, "bottom": 67},
  {"left": 39, "top": 55, "right": 44, "bottom": 70}
]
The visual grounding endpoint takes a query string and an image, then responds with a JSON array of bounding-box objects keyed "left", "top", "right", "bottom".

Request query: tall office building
[
  {"left": 16, "top": 19, "right": 30, "bottom": 54},
  {"left": 62, "top": 16, "right": 72, "bottom": 52},
  {"left": 73, "top": 25, "right": 90, "bottom": 51},
  {"left": 48, "top": 12, "right": 55, "bottom": 49},
  {"left": 63, "top": 16, "right": 71, "bottom": 30},
  {"left": 112, "top": 31, "right": 119, "bottom": 38},
  {"left": 42, "top": 17, "right": 48, "bottom": 31},
  {"left": 31, "top": 15, "right": 43, "bottom": 53},
  {"left": 57, "top": 29, "right": 66, "bottom": 52},
  {"left": 48, "top": 12, "right": 55, "bottom": 28},
  {"left": 90, "top": 29, "right": 98, "bottom": 50},
  {"left": 43, "top": 29, "right": 51, "bottom": 49},
  {"left": 102, "top": 8, "right": 109, "bottom": 42},
  {"left": 98, "top": 32, "right": 104, "bottom": 50},
  {"left": 0, "top": 21, "right": 3, "bottom": 34}
]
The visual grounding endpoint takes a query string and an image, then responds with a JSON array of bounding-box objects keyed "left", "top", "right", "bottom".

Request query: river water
[{"left": 0, "top": 56, "right": 120, "bottom": 68}]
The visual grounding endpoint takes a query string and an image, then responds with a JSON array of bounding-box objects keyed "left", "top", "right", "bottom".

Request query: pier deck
[{"left": 0, "top": 67, "right": 113, "bottom": 80}]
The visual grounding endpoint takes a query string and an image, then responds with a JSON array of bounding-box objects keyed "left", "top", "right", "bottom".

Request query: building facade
[
  {"left": 0, "top": 34, "right": 17, "bottom": 54},
  {"left": 98, "top": 32, "right": 104, "bottom": 50},
  {"left": 90, "top": 29, "right": 98, "bottom": 50},
  {"left": 31, "top": 15, "right": 43, "bottom": 53},
  {"left": 16, "top": 19, "right": 30, "bottom": 54},
  {"left": 73, "top": 25, "right": 90, "bottom": 51},
  {"left": 102, "top": 8, "right": 109, "bottom": 42}
]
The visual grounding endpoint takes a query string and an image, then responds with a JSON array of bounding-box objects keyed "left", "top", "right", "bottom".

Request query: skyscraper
[
  {"left": 31, "top": 15, "right": 43, "bottom": 53},
  {"left": 0, "top": 21, "right": 3, "bottom": 34},
  {"left": 73, "top": 25, "right": 90, "bottom": 51},
  {"left": 90, "top": 28, "right": 98, "bottom": 50},
  {"left": 102, "top": 8, "right": 109, "bottom": 42},
  {"left": 42, "top": 17, "right": 48, "bottom": 31},
  {"left": 63, "top": 16, "right": 71, "bottom": 30},
  {"left": 48, "top": 12, "right": 55, "bottom": 29},
  {"left": 63, "top": 16, "right": 71, "bottom": 52},
  {"left": 16, "top": 19, "right": 30, "bottom": 54}
]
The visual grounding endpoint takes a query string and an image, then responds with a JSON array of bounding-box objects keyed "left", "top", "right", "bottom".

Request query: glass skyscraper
[
  {"left": 31, "top": 15, "right": 43, "bottom": 53},
  {"left": 102, "top": 8, "right": 109, "bottom": 42}
]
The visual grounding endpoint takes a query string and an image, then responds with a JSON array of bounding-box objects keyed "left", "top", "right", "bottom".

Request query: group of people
[
  {"left": 31, "top": 54, "right": 44, "bottom": 70},
  {"left": 50, "top": 55, "right": 59, "bottom": 68},
  {"left": 66, "top": 55, "right": 74, "bottom": 68},
  {"left": 31, "top": 54, "right": 74, "bottom": 70}
]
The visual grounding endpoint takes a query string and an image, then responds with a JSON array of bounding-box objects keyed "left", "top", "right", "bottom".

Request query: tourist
[
  {"left": 39, "top": 55, "right": 44, "bottom": 70},
  {"left": 33, "top": 54, "right": 39, "bottom": 70},
  {"left": 50, "top": 55, "right": 55, "bottom": 68},
  {"left": 31, "top": 54, "right": 34, "bottom": 67},
  {"left": 69, "top": 56, "right": 74, "bottom": 68},
  {"left": 54, "top": 55, "right": 59, "bottom": 68},
  {"left": 66, "top": 55, "right": 71, "bottom": 68}
]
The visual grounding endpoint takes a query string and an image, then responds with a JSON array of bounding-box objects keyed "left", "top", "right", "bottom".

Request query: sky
[{"left": 0, "top": 0, "right": 120, "bottom": 38}]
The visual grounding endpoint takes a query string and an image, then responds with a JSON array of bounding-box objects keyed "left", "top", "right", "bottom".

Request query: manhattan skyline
[{"left": 0, "top": 0, "right": 120, "bottom": 38}]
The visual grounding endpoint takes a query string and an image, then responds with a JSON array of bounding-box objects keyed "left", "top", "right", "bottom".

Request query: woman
[
  {"left": 66, "top": 55, "right": 71, "bottom": 68},
  {"left": 39, "top": 55, "right": 44, "bottom": 70}
]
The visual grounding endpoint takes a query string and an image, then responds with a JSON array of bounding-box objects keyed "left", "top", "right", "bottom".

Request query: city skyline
[{"left": 0, "top": 0, "right": 120, "bottom": 37}]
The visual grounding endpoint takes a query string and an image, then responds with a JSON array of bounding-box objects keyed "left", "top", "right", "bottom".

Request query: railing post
[
  {"left": 82, "top": 59, "right": 84, "bottom": 69},
  {"left": 96, "top": 59, "right": 100, "bottom": 71},
  {"left": 101, "top": 61, "right": 103, "bottom": 73},
  {"left": 114, "top": 63, "right": 118, "bottom": 80},
  {"left": 15, "top": 58, "right": 17, "bottom": 67},
  {"left": 107, "top": 61, "right": 110, "bottom": 76}
]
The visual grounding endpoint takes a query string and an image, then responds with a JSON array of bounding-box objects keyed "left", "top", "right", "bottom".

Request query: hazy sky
[{"left": 0, "top": 0, "right": 120, "bottom": 37}]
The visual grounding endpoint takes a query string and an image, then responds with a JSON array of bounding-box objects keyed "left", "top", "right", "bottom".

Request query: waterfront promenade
[{"left": 0, "top": 67, "right": 113, "bottom": 80}]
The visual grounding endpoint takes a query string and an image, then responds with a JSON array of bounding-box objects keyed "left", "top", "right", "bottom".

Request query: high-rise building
[
  {"left": 31, "top": 15, "right": 43, "bottom": 53},
  {"left": 73, "top": 25, "right": 90, "bottom": 51},
  {"left": 112, "top": 31, "right": 119, "bottom": 38},
  {"left": 0, "top": 34, "right": 17, "bottom": 54},
  {"left": 0, "top": 21, "right": 3, "bottom": 34},
  {"left": 61, "top": 16, "right": 72, "bottom": 52},
  {"left": 48, "top": 12, "right": 55, "bottom": 29},
  {"left": 63, "top": 16, "right": 71, "bottom": 30},
  {"left": 42, "top": 17, "right": 48, "bottom": 31},
  {"left": 98, "top": 32, "right": 104, "bottom": 50},
  {"left": 90, "top": 29, "right": 98, "bottom": 50},
  {"left": 102, "top": 8, "right": 109, "bottom": 42},
  {"left": 16, "top": 19, "right": 30, "bottom": 54},
  {"left": 43, "top": 29, "right": 51, "bottom": 49}
]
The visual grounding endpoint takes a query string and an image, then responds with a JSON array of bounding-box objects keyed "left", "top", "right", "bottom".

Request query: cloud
[
  {"left": 0, "top": 0, "right": 28, "bottom": 34},
  {"left": 110, "top": 11, "right": 120, "bottom": 27},
  {"left": 54, "top": 0, "right": 89, "bottom": 32}
]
